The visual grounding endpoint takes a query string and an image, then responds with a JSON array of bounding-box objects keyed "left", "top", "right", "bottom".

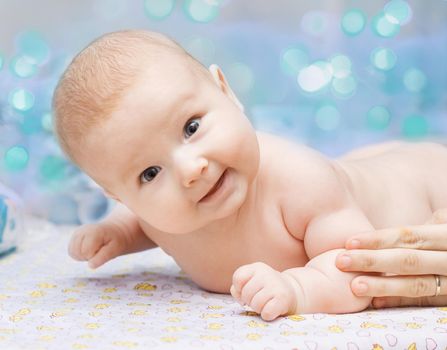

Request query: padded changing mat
[{"left": 0, "top": 217, "right": 447, "bottom": 350}]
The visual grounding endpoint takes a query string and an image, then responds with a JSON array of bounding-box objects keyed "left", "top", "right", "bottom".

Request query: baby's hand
[
  {"left": 231, "top": 262, "right": 297, "bottom": 321},
  {"left": 68, "top": 222, "right": 128, "bottom": 269}
]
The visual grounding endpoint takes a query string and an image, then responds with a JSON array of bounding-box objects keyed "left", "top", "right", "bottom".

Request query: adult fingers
[
  {"left": 345, "top": 223, "right": 447, "bottom": 251},
  {"left": 336, "top": 248, "right": 447, "bottom": 275},
  {"left": 350, "top": 275, "right": 447, "bottom": 298},
  {"left": 372, "top": 295, "right": 447, "bottom": 309}
]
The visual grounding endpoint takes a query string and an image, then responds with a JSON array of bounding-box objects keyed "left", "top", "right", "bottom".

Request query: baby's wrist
[
  {"left": 280, "top": 271, "right": 302, "bottom": 314},
  {"left": 99, "top": 219, "right": 128, "bottom": 236}
]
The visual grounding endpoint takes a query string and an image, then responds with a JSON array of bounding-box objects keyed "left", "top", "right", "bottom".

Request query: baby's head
[
  {"left": 53, "top": 30, "right": 259, "bottom": 234},
  {"left": 53, "top": 30, "right": 208, "bottom": 165}
]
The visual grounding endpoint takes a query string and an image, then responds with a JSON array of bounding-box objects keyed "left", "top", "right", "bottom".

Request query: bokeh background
[{"left": 0, "top": 0, "right": 446, "bottom": 224}]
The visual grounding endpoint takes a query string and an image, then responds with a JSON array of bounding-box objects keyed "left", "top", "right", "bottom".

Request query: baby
[{"left": 53, "top": 30, "right": 447, "bottom": 321}]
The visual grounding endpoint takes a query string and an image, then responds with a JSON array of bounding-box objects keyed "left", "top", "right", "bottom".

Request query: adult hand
[{"left": 335, "top": 209, "right": 447, "bottom": 308}]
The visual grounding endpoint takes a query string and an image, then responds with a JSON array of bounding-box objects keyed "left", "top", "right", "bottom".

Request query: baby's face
[{"left": 81, "top": 59, "right": 259, "bottom": 234}]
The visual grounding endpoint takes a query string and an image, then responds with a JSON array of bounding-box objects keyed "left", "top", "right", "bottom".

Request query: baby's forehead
[{"left": 118, "top": 64, "right": 202, "bottom": 116}]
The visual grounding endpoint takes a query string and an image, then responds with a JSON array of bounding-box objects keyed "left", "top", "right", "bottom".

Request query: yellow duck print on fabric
[{"left": 133, "top": 282, "right": 157, "bottom": 291}]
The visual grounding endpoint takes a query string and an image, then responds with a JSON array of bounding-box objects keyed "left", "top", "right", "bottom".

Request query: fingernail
[
  {"left": 353, "top": 282, "right": 368, "bottom": 295},
  {"left": 347, "top": 239, "right": 360, "bottom": 249},
  {"left": 337, "top": 255, "right": 352, "bottom": 269}
]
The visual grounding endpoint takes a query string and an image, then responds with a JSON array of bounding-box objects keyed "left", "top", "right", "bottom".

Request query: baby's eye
[
  {"left": 140, "top": 166, "right": 161, "bottom": 183},
  {"left": 184, "top": 118, "right": 200, "bottom": 138}
]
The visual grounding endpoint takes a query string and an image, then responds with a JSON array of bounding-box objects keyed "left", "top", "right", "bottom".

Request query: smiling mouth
[{"left": 199, "top": 169, "right": 227, "bottom": 202}]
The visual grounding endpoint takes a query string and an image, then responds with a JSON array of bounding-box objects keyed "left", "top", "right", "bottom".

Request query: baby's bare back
[{"left": 338, "top": 141, "right": 447, "bottom": 228}]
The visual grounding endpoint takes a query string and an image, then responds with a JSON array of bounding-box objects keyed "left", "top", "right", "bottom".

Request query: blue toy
[{"left": 0, "top": 185, "right": 23, "bottom": 257}]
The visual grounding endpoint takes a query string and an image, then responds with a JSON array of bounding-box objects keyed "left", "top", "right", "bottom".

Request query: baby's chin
[
  {"left": 200, "top": 181, "right": 250, "bottom": 225},
  {"left": 152, "top": 202, "right": 244, "bottom": 235}
]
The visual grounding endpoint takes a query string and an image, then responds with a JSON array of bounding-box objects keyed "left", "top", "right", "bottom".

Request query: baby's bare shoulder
[
  {"left": 256, "top": 131, "right": 327, "bottom": 165},
  {"left": 256, "top": 131, "right": 344, "bottom": 187},
  {"left": 256, "top": 132, "right": 351, "bottom": 235}
]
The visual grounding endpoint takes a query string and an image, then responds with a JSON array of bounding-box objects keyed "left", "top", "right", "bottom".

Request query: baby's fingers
[
  {"left": 230, "top": 285, "right": 240, "bottom": 301},
  {"left": 261, "top": 297, "right": 287, "bottom": 321},
  {"left": 239, "top": 275, "right": 265, "bottom": 306},
  {"left": 345, "top": 224, "right": 447, "bottom": 251},
  {"left": 80, "top": 231, "right": 105, "bottom": 260},
  {"left": 88, "top": 240, "right": 121, "bottom": 269},
  {"left": 230, "top": 262, "right": 271, "bottom": 299},
  {"left": 68, "top": 230, "right": 86, "bottom": 261},
  {"left": 231, "top": 264, "right": 258, "bottom": 298}
]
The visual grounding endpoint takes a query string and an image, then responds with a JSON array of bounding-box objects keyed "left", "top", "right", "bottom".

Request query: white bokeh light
[{"left": 297, "top": 62, "right": 333, "bottom": 93}]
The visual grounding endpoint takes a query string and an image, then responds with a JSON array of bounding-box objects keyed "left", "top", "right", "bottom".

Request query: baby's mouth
[{"left": 199, "top": 169, "right": 227, "bottom": 202}]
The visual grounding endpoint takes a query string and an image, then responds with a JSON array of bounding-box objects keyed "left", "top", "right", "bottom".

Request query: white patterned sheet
[{"left": 0, "top": 218, "right": 447, "bottom": 350}]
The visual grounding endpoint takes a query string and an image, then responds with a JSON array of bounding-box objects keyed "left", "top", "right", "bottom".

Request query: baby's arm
[
  {"left": 283, "top": 249, "right": 370, "bottom": 314},
  {"left": 68, "top": 202, "right": 157, "bottom": 268},
  {"left": 285, "top": 206, "right": 375, "bottom": 313},
  {"left": 232, "top": 207, "right": 374, "bottom": 319}
]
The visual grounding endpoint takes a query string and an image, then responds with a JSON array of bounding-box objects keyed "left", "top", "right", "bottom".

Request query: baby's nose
[
  {"left": 174, "top": 148, "right": 208, "bottom": 187},
  {"left": 182, "top": 157, "right": 208, "bottom": 187}
]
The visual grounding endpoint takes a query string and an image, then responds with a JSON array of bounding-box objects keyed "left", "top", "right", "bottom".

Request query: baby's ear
[
  {"left": 103, "top": 188, "right": 121, "bottom": 202},
  {"left": 209, "top": 64, "right": 244, "bottom": 112}
]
